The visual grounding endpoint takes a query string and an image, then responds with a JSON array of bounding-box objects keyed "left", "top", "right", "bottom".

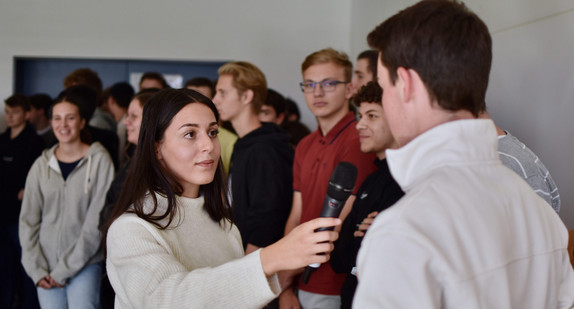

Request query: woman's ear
[{"left": 155, "top": 142, "right": 163, "bottom": 160}]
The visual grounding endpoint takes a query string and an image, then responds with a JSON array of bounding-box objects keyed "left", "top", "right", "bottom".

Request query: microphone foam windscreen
[{"left": 327, "top": 161, "right": 358, "bottom": 200}]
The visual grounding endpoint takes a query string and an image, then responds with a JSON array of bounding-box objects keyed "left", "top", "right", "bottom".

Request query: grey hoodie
[{"left": 19, "top": 142, "right": 115, "bottom": 284}]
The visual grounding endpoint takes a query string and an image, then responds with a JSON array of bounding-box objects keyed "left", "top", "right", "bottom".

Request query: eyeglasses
[{"left": 299, "top": 80, "right": 348, "bottom": 93}]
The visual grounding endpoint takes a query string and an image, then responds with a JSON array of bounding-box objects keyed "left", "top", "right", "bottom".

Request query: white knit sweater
[{"left": 106, "top": 192, "right": 280, "bottom": 309}]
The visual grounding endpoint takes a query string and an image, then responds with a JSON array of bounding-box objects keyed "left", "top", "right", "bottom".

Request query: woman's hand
[
  {"left": 37, "top": 276, "right": 52, "bottom": 289},
  {"left": 260, "top": 217, "right": 341, "bottom": 276},
  {"left": 354, "top": 211, "right": 379, "bottom": 237},
  {"left": 47, "top": 275, "right": 64, "bottom": 288},
  {"left": 37, "top": 275, "right": 64, "bottom": 289}
]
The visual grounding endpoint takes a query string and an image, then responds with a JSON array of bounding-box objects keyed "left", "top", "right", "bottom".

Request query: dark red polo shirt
[{"left": 293, "top": 111, "right": 377, "bottom": 295}]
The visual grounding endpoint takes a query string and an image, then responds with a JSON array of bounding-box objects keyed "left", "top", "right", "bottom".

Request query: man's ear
[
  {"left": 241, "top": 89, "right": 254, "bottom": 106},
  {"left": 24, "top": 110, "right": 31, "bottom": 121},
  {"left": 396, "top": 67, "right": 412, "bottom": 103},
  {"left": 108, "top": 97, "right": 117, "bottom": 107},
  {"left": 344, "top": 81, "right": 354, "bottom": 100},
  {"left": 276, "top": 112, "right": 286, "bottom": 125}
]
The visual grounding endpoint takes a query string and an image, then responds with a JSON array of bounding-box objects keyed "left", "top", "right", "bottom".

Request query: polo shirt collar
[{"left": 318, "top": 112, "right": 357, "bottom": 145}]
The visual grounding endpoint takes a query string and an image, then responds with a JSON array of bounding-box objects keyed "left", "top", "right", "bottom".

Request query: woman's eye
[
  {"left": 208, "top": 129, "right": 219, "bottom": 138},
  {"left": 184, "top": 131, "right": 195, "bottom": 139}
]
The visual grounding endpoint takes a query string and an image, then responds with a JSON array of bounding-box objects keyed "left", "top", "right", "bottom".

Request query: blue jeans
[{"left": 37, "top": 262, "right": 102, "bottom": 309}]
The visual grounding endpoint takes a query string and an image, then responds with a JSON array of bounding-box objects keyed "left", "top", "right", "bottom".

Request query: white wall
[
  {"left": 485, "top": 4, "right": 574, "bottom": 228},
  {"left": 2, "top": 0, "right": 573, "bottom": 227},
  {"left": 0, "top": 0, "right": 352, "bottom": 131},
  {"left": 350, "top": 0, "right": 574, "bottom": 228}
]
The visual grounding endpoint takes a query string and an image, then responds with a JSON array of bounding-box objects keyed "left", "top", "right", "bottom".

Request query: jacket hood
[
  {"left": 233, "top": 122, "right": 291, "bottom": 151},
  {"left": 42, "top": 142, "right": 109, "bottom": 194}
]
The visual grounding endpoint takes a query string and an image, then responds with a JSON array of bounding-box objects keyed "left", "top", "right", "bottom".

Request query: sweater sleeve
[
  {"left": 50, "top": 153, "right": 115, "bottom": 283},
  {"left": 106, "top": 216, "right": 280, "bottom": 309},
  {"left": 19, "top": 158, "right": 50, "bottom": 284}
]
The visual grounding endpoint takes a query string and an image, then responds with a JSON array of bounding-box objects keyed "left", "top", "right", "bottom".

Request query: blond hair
[
  {"left": 218, "top": 61, "right": 268, "bottom": 113},
  {"left": 301, "top": 48, "right": 353, "bottom": 82}
]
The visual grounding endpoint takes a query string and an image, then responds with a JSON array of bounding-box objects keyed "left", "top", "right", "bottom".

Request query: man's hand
[{"left": 354, "top": 211, "right": 379, "bottom": 237}]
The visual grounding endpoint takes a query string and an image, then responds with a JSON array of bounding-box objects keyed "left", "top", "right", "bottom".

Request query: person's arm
[
  {"left": 50, "top": 153, "right": 115, "bottom": 284},
  {"left": 354, "top": 211, "right": 379, "bottom": 238},
  {"left": 19, "top": 160, "right": 51, "bottom": 285},
  {"left": 284, "top": 192, "right": 302, "bottom": 235},
  {"left": 245, "top": 244, "right": 260, "bottom": 254},
  {"left": 279, "top": 192, "right": 303, "bottom": 308},
  {"left": 337, "top": 195, "right": 356, "bottom": 232},
  {"left": 106, "top": 215, "right": 340, "bottom": 309}
]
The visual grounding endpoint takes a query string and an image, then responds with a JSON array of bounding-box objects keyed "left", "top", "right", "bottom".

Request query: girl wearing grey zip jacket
[{"left": 19, "top": 86, "right": 115, "bottom": 308}]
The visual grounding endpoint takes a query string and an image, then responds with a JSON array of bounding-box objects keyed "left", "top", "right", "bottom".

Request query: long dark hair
[{"left": 104, "top": 88, "right": 232, "bottom": 235}]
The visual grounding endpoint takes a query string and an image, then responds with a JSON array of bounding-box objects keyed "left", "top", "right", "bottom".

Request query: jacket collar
[{"left": 386, "top": 119, "right": 499, "bottom": 191}]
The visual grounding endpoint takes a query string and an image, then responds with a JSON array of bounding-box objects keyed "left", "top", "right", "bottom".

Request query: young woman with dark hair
[{"left": 104, "top": 88, "right": 340, "bottom": 309}]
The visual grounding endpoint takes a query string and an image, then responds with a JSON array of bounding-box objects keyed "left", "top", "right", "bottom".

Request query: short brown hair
[
  {"left": 139, "top": 72, "right": 169, "bottom": 89},
  {"left": 353, "top": 81, "right": 382, "bottom": 107},
  {"left": 5, "top": 93, "right": 31, "bottom": 111},
  {"left": 63, "top": 68, "right": 103, "bottom": 93},
  {"left": 301, "top": 48, "right": 353, "bottom": 82},
  {"left": 357, "top": 50, "right": 379, "bottom": 78},
  {"left": 218, "top": 61, "right": 268, "bottom": 114},
  {"left": 367, "top": 0, "right": 491, "bottom": 116}
]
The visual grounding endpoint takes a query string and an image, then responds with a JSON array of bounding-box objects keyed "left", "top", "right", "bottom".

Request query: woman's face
[
  {"left": 51, "top": 101, "right": 85, "bottom": 145},
  {"left": 124, "top": 98, "right": 144, "bottom": 145},
  {"left": 156, "top": 103, "right": 221, "bottom": 198}
]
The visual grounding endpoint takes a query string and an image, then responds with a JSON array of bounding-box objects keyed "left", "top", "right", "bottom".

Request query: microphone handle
[
  {"left": 301, "top": 196, "right": 347, "bottom": 283},
  {"left": 319, "top": 195, "right": 347, "bottom": 218}
]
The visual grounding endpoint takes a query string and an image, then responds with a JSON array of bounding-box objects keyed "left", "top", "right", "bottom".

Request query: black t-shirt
[{"left": 58, "top": 159, "right": 82, "bottom": 181}]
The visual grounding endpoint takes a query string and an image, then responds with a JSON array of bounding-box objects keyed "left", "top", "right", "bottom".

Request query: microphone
[{"left": 300, "top": 161, "right": 357, "bottom": 284}]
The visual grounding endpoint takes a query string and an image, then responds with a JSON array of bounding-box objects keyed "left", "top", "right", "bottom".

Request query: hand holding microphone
[{"left": 301, "top": 161, "right": 358, "bottom": 284}]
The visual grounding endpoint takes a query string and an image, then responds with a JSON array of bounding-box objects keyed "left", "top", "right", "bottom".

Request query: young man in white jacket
[{"left": 354, "top": 1, "right": 574, "bottom": 308}]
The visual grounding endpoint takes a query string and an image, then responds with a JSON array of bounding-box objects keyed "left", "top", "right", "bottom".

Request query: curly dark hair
[{"left": 353, "top": 81, "right": 382, "bottom": 106}]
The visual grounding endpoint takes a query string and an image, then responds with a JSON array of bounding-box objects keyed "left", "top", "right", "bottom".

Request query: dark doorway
[{"left": 14, "top": 57, "right": 227, "bottom": 98}]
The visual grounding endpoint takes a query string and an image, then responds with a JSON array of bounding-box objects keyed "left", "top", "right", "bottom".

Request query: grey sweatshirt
[{"left": 19, "top": 142, "right": 114, "bottom": 284}]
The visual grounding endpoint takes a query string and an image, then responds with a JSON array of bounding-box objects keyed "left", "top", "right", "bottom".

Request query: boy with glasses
[{"left": 280, "top": 48, "right": 376, "bottom": 308}]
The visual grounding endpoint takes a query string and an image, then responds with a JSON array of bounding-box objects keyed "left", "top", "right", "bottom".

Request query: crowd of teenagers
[{"left": 1, "top": 0, "right": 573, "bottom": 308}]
